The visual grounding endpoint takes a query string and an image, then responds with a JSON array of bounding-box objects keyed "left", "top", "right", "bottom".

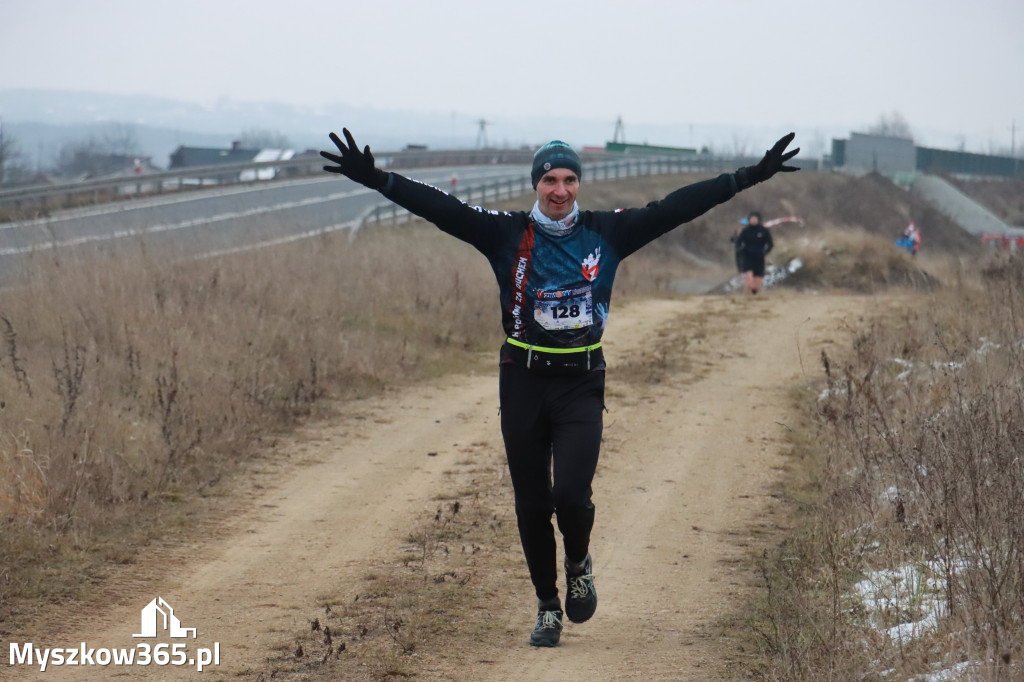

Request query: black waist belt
[{"left": 503, "top": 338, "right": 603, "bottom": 376}]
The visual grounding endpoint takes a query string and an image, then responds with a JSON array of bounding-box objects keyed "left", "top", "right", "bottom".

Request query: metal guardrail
[
  {"left": 0, "top": 156, "right": 325, "bottom": 211},
  {"left": 0, "top": 148, "right": 575, "bottom": 213}
]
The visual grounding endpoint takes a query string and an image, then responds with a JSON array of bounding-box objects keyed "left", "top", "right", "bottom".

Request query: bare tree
[
  {"left": 0, "top": 122, "right": 27, "bottom": 185},
  {"left": 57, "top": 138, "right": 105, "bottom": 177},
  {"left": 101, "top": 123, "right": 141, "bottom": 157},
  {"left": 867, "top": 111, "right": 914, "bottom": 140},
  {"left": 730, "top": 131, "right": 750, "bottom": 158},
  {"left": 51, "top": 122, "right": 146, "bottom": 178},
  {"left": 56, "top": 130, "right": 143, "bottom": 178}
]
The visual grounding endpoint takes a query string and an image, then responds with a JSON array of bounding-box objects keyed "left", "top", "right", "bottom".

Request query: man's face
[
  {"left": 536, "top": 168, "right": 579, "bottom": 221},
  {"left": 749, "top": 214, "right": 761, "bottom": 226}
]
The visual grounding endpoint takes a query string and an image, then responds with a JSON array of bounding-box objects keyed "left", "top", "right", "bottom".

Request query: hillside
[
  {"left": 550, "top": 170, "right": 987, "bottom": 281},
  {"left": 949, "top": 175, "right": 1024, "bottom": 226}
]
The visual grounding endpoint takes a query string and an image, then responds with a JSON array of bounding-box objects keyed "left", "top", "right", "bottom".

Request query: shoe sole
[
  {"left": 565, "top": 604, "right": 596, "bottom": 624},
  {"left": 529, "top": 637, "right": 560, "bottom": 647}
]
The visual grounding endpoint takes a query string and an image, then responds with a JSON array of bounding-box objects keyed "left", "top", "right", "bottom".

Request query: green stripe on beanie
[{"left": 531, "top": 140, "right": 582, "bottom": 188}]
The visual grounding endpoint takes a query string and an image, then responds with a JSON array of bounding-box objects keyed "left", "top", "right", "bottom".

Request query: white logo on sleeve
[
  {"left": 133, "top": 597, "right": 197, "bottom": 638},
  {"left": 581, "top": 247, "right": 601, "bottom": 281}
]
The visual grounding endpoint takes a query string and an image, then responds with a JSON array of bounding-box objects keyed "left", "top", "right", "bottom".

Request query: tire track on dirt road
[
  {"left": 445, "top": 293, "right": 870, "bottom": 681},
  {"left": 16, "top": 292, "right": 869, "bottom": 681},
  {"left": 21, "top": 367, "right": 504, "bottom": 680}
]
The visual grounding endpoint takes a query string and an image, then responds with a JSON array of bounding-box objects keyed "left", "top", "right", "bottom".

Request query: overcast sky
[{"left": 2, "top": 0, "right": 1022, "bottom": 152}]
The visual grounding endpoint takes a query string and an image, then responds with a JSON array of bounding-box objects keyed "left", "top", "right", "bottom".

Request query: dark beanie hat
[{"left": 531, "top": 141, "right": 582, "bottom": 188}]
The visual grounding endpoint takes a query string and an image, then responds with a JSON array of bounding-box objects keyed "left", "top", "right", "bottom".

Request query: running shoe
[
  {"left": 529, "top": 607, "right": 563, "bottom": 647},
  {"left": 564, "top": 553, "right": 597, "bottom": 624}
]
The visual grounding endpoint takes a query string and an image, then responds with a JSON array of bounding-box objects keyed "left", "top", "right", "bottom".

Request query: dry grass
[
  {"left": 750, "top": 253, "right": 1024, "bottom": 680},
  {"left": 0, "top": 222, "right": 503, "bottom": 621},
  {"left": 771, "top": 227, "right": 942, "bottom": 293}
]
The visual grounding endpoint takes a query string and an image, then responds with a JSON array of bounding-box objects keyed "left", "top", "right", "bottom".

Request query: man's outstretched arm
[
  {"left": 602, "top": 133, "right": 800, "bottom": 257},
  {"left": 320, "top": 128, "right": 515, "bottom": 253}
]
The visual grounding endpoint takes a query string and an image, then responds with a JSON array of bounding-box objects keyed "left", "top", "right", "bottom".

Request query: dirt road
[{"left": 17, "top": 291, "right": 869, "bottom": 681}]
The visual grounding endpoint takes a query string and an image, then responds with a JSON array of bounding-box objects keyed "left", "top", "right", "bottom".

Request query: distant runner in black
[
  {"left": 320, "top": 128, "right": 799, "bottom": 648},
  {"left": 736, "top": 211, "right": 774, "bottom": 295},
  {"left": 730, "top": 210, "right": 763, "bottom": 276}
]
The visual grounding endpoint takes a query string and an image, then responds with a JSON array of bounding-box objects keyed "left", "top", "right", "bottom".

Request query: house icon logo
[{"left": 133, "top": 597, "right": 197, "bottom": 639}]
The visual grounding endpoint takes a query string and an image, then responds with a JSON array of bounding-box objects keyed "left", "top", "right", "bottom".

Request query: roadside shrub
[
  {"left": 774, "top": 228, "right": 940, "bottom": 293},
  {"left": 756, "top": 253, "right": 1024, "bottom": 680}
]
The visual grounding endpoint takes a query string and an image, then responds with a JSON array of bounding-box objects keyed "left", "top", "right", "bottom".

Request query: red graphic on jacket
[{"left": 509, "top": 225, "right": 536, "bottom": 338}]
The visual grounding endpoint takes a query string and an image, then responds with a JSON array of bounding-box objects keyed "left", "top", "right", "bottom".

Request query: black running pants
[{"left": 499, "top": 362, "right": 604, "bottom": 603}]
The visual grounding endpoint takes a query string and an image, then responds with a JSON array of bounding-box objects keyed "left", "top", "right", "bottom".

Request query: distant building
[
  {"left": 831, "top": 133, "right": 916, "bottom": 174},
  {"left": 168, "top": 141, "right": 260, "bottom": 169},
  {"left": 169, "top": 141, "right": 295, "bottom": 184},
  {"left": 832, "top": 133, "right": 1022, "bottom": 178},
  {"left": 604, "top": 141, "right": 698, "bottom": 155},
  {"left": 240, "top": 148, "right": 295, "bottom": 181}
]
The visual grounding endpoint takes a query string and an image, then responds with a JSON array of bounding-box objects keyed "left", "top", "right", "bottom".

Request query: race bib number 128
[{"left": 534, "top": 286, "right": 593, "bottom": 331}]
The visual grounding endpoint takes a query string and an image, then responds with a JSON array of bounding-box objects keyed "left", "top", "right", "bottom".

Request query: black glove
[
  {"left": 320, "top": 129, "right": 388, "bottom": 190},
  {"left": 734, "top": 132, "right": 800, "bottom": 190}
]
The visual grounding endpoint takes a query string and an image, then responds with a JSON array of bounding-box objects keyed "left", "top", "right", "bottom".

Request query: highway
[
  {"left": 0, "top": 164, "right": 530, "bottom": 278},
  {"left": 0, "top": 153, "right": 716, "bottom": 281}
]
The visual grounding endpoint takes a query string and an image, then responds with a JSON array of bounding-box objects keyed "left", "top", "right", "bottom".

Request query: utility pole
[
  {"left": 0, "top": 115, "right": 5, "bottom": 185},
  {"left": 1012, "top": 119, "right": 1018, "bottom": 178},
  {"left": 612, "top": 116, "right": 625, "bottom": 144},
  {"left": 475, "top": 119, "right": 490, "bottom": 149}
]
